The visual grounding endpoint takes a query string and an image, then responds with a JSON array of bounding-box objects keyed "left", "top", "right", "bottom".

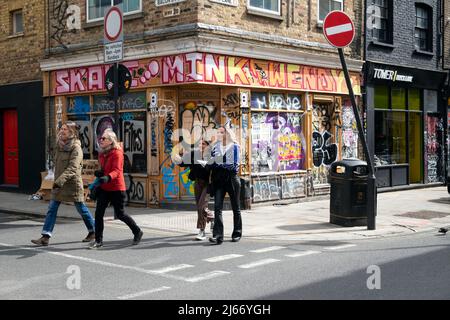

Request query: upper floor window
[
  {"left": 415, "top": 4, "right": 432, "bottom": 52},
  {"left": 11, "top": 10, "right": 24, "bottom": 35},
  {"left": 248, "top": 0, "right": 280, "bottom": 15},
  {"left": 87, "top": 0, "right": 141, "bottom": 22},
  {"left": 318, "top": 0, "right": 343, "bottom": 23},
  {"left": 369, "top": 0, "right": 392, "bottom": 44}
]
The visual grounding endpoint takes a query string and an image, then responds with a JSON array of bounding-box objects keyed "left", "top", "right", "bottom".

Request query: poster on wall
[
  {"left": 92, "top": 115, "right": 115, "bottom": 154},
  {"left": 251, "top": 112, "right": 306, "bottom": 173},
  {"left": 121, "top": 112, "right": 146, "bottom": 173},
  {"left": 425, "top": 115, "right": 444, "bottom": 183}
]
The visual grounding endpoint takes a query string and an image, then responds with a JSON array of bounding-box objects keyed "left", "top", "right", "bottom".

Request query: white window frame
[
  {"left": 12, "top": 10, "right": 24, "bottom": 34},
  {"left": 317, "top": 0, "right": 343, "bottom": 24},
  {"left": 247, "top": 0, "right": 281, "bottom": 16},
  {"left": 86, "top": 0, "right": 142, "bottom": 23}
]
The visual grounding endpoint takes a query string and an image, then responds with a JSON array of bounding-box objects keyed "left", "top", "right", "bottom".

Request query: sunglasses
[{"left": 99, "top": 137, "right": 108, "bottom": 141}]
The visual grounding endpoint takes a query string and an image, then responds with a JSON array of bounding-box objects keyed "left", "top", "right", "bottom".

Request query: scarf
[
  {"left": 58, "top": 137, "right": 74, "bottom": 152},
  {"left": 99, "top": 144, "right": 114, "bottom": 154}
]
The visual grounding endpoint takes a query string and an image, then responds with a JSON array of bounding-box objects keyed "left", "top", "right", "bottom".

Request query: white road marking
[
  {"left": 183, "top": 271, "right": 230, "bottom": 283},
  {"left": 250, "top": 246, "right": 286, "bottom": 253},
  {"left": 203, "top": 254, "right": 243, "bottom": 262},
  {"left": 148, "top": 264, "right": 194, "bottom": 274},
  {"left": 117, "top": 286, "right": 171, "bottom": 300},
  {"left": 238, "top": 259, "right": 280, "bottom": 269},
  {"left": 285, "top": 250, "right": 321, "bottom": 258},
  {"left": 0, "top": 242, "right": 187, "bottom": 281},
  {"left": 326, "top": 23, "right": 353, "bottom": 36},
  {"left": 324, "top": 244, "right": 356, "bottom": 251}
]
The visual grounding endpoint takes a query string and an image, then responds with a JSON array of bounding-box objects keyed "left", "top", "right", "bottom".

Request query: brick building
[
  {"left": 364, "top": 0, "right": 448, "bottom": 189},
  {"left": 41, "top": 0, "right": 364, "bottom": 206},
  {"left": 0, "top": 0, "right": 46, "bottom": 193}
]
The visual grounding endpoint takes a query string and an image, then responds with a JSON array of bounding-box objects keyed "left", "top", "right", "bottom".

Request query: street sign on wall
[
  {"left": 323, "top": 11, "right": 355, "bottom": 48},
  {"left": 104, "top": 6, "right": 123, "bottom": 63}
]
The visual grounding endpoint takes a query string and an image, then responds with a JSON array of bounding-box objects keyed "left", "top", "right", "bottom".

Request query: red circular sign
[
  {"left": 104, "top": 7, "right": 123, "bottom": 42},
  {"left": 323, "top": 11, "right": 355, "bottom": 48}
]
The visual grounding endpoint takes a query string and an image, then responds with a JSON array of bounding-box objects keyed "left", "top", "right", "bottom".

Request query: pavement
[{"left": 1, "top": 186, "right": 449, "bottom": 242}]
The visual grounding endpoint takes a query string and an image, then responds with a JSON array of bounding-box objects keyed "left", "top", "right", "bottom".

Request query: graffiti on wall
[
  {"left": 52, "top": 53, "right": 361, "bottom": 95},
  {"left": 161, "top": 110, "right": 179, "bottom": 198},
  {"left": 149, "top": 181, "right": 159, "bottom": 205},
  {"left": 252, "top": 176, "right": 281, "bottom": 202},
  {"left": 426, "top": 116, "right": 444, "bottom": 183},
  {"left": 311, "top": 103, "right": 338, "bottom": 186},
  {"left": 281, "top": 175, "right": 306, "bottom": 199},
  {"left": 124, "top": 175, "right": 146, "bottom": 204},
  {"left": 49, "top": 1, "right": 80, "bottom": 48},
  {"left": 341, "top": 102, "right": 358, "bottom": 159},
  {"left": 251, "top": 112, "right": 305, "bottom": 173}
]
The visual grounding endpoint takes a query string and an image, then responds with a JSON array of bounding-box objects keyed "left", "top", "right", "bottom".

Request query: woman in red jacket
[{"left": 89, "top": 129, "right": 143, "bottom": 249}]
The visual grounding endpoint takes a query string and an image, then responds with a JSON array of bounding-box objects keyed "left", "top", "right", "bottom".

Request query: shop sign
[
  {"left": 52, "top": 52, "right": 361, "bottom": 95},
  {"left": 373, "top": 68, "right": 413, "bottom": 83}
]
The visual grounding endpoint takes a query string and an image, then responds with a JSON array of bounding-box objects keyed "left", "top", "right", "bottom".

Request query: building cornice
[{"left": 41, "top": 24, "right": 363, "bottom": 72}]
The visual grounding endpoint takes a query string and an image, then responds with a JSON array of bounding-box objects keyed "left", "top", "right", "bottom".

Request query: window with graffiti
[
  {"left": 66, "top": 92, "right": 147, "bottom": 174},
  {"left": 311, "top": 102, "right": 339, "bottom": 185},
  {"left": 251, "top": 92, "right": 306, "bottom": 173}
]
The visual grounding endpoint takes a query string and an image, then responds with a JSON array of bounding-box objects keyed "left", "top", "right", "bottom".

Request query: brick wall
[
  {"left": 0, "top": 0, "right": 45, "bottom": 85},
  {"left": 444, "top": 0, "right": 450, "bottom": 69},
  {"left": 366, "top": 0, "right": 441, "bottom": 71},
  {"left": 45, "top": 0, "right": 363, "bottom": 61}
]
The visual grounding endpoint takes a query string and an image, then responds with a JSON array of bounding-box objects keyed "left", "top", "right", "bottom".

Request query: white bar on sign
[{"left": 326, "top": 23, "right": 353, "bottom": 36}]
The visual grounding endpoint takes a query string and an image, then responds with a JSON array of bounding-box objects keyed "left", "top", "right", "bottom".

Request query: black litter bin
[
  {"left": 240, "top": 177, "right": 252, "bottom": 210},
  {"left": 329, "top": 158, "right": 368, "bottom": 227}
]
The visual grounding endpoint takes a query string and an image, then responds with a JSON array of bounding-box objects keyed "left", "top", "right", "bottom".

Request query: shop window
[
  {"left": 374, "top": 85, "right": 389, "bottom": 109},
  {"left": 424, "top": 90, "right": 438, "bottom": 113},
  {"left": 251, "top": 91, "right": 306, "bottom": 173},
  {"left": 66, "top": 92, "right": 147, "bottom": 174},
  {"left": 87, "top": 0, "right": 141, "bottom": 22},
  {"left": 318, "top": 0, "right": 343, "bottom": 23},
  {"left": 248, "top": 0, "right": 280, "bottom": 15},
  {"left": 391, "top": 87, "right": 406, "bottom": 110},
  {"left": 369, "top": 0, "right": 393, "bottom": 44},
  {"left": 375, "top": 111, "right": 407, "bottom": 165},
  {"left": 415, "top": 4, "right": 432, "bottom": 52},
  {"left": 11, "top": 10, "right": 23, "bottom": 35},
  {"left": 408, "top": 88, "right": 421, "bottom": 111}
]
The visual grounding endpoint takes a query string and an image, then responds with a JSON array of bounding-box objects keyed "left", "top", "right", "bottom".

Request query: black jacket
[{"left": 179, "top": 149, "right": 210, "bottom": 182}]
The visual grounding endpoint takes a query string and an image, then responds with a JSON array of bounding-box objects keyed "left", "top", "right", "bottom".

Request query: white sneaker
[{"left": 195, "top": 230, "right": 206, "bottom": 241}]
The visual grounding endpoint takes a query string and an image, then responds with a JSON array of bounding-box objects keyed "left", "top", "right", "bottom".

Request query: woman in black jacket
[
  {"left": 173, "top": 139, "right": 214, "bottom": 240},
  {"left": 208, "top": 126, "right": 241, "bottom": 245}
]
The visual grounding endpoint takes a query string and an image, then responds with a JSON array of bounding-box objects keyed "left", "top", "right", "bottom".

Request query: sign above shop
[
  {"left": 52, "top": 52, "right": 361, "bottom": 95},
  {"left": 366, "top": 62, "right": 447, "bottom": 89},
  {"left": 323, "top": 11, "right": 355, "bottom": 48}
]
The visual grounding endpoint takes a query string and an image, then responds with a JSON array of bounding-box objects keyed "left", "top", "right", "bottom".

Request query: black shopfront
[{"left": 365, "top": 62, "right": 448, "bottom": 188}]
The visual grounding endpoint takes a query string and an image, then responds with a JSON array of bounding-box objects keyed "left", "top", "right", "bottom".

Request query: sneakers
[
  {"left": 438, "top": 227, "right": 448, "bottom": 234},
  {"left": 82, "top": 232, "right": 95, "bottom": 243},
  {"left": 31, "top": 236, "right": 49, "bottom": 246},
  {"left": 133, "top": 230, "right": 143, "bottom": 245},
  {"left": 231, "top": 236, "right": 241, "bottom": 242},
  {"left": 88, "top": 242, "right": 103, "bottom": 249},
  {"left": 195, "top": 230, "right": 206, "bottom": 241}
]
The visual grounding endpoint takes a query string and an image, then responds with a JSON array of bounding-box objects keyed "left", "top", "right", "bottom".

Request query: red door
[{"left": 3, "top": 110, "right": 19, "bottom": 185}]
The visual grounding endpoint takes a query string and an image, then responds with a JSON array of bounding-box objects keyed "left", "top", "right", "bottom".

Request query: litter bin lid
[{"left": 330, "top": 158, "right": 368, "bottom": 177}]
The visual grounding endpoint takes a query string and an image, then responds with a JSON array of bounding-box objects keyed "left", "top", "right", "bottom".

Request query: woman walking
[
  {"left": 173, "top": 138, "right": 214, "bottom": 241},
  {"left": 89, "top": 129, "right": 143, "bottom": 249},
  {"left": 209, "top": 126, "right": 242, "bottom": 245},
  {"left": 31, "top": 122, "right": 95, "bottom": 246}
]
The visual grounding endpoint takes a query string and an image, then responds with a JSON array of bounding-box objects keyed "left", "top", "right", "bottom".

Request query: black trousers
[
  {"left": 212, "top": 175, "right": 242, "bottom": 240},
  {"left": 95, "top": 189, "right": 141, "bottom": 243}
]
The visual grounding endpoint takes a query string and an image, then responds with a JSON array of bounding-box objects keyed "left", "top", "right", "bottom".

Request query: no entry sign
[
  {"left": 323, "top": 11, "right": 355, "bottom": 48},
  {"left": 104, "top": 6, "right": 123, "bottom": 43}
]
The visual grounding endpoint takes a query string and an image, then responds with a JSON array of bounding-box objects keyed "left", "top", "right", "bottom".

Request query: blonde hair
[{"left": 102, "top": 128, "right": 121, "bottom": 150}]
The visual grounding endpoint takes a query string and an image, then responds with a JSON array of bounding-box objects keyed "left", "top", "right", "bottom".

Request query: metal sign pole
[
  {"left": 113, "top": 62, "right": 119, "bottom": 136},
  {"left": 338, "top": 48, "right": 377, "bottom": 230}
]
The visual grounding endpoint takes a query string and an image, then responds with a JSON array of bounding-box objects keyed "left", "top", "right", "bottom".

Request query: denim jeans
[
  {"left": 42, "top": 200, "right": 95, "bottom": 237},
  {"left": 212, "top": 175, "right": 242, "bottom": 240}
]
